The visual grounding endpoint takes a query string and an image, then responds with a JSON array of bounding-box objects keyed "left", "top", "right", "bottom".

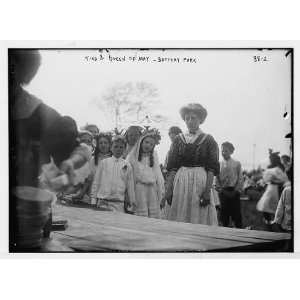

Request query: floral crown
[
  {"left": 141, "top": 127, "right": 161, "bottom": 145},
  {"left": 97, "top": 131, "right": 113, "bottom": 144}
]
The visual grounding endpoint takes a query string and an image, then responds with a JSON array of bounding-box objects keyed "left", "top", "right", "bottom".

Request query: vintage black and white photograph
[{"left": 8, "top": 47, "right": 293, "bottom": 253}]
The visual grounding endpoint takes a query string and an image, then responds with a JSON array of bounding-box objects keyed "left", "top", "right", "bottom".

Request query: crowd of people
[
  {"left": 52, "top": 105, "right": 292, "bottom": 234},
  {"left": 9, "top": 50, "right": 292, "bottom": 252}
]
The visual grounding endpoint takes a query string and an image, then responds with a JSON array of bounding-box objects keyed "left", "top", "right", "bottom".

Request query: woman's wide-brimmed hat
[{"left": 179, "top": 103, "right": 208, "bottom": 123}]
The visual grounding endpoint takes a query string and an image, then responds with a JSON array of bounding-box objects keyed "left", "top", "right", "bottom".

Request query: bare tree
[
  {"left": 95, "top": 82, "right": 134, "bottom": 129},
  {"left": 125, "top": 82, "right": 159, "bottom": 121},
  {"left": 93, "top": 81, "right": 166, "bottom": 130}
]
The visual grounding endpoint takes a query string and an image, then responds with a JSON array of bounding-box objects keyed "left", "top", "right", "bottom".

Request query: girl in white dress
[
  {"left": 256, "top": 151, "right": 288, "bottom": 224},
  {"left": 127, "top": 130, "right": 165, "bottom": 218},
  {"left": 91, "top": 132, "right": 112, "bottom": 173}
]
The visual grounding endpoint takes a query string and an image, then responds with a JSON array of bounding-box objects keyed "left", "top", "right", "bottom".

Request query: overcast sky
[{"left": 26, "top": 49, "right": 291, "bottom": 170}]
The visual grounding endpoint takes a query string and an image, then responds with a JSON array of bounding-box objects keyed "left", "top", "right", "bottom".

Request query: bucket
[{"left": 11, "top": 186, "right": 54, "bottom": 250}]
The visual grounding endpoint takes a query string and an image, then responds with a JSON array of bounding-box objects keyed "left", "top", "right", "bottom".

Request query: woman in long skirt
[{"left": 166, "top": 103, "right": 219, "bottom": 225}]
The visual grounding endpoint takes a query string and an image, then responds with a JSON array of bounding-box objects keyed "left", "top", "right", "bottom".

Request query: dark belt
[
  {"left": 222, "top": 187, "right": 235, "bottom": 192},
  {"left": 182, "top": 164, "right": 205, "bottom": 168}
]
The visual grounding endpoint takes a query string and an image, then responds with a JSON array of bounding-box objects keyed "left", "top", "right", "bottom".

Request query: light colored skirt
[
  {"left": 256, "top": 184, "right": 279, "bottom": 214},
  {"left": 135, "top": 182, "right": 161, "bottom": 219},
  {"left": 167, "top": 167, "right": 218, "bottom": 225}
]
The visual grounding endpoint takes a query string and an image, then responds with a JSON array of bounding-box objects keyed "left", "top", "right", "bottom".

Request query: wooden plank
[
  {"left": 53, "top": 204, "right": 291, "bottom": 242},
  {"left": 52, "top": 219, "right": 256, "bottom": 251},
  {"left": 52, "top": 204, "right": 291, "bottom": 252}
]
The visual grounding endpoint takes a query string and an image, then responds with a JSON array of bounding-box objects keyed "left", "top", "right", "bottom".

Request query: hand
[
  {"left": 215, "top": 186, "right": 222, "bottom": 193},
  {"left": 59, "top": 159, "right": 75, "bottom": 185},
  {"left": 166, "top": 196, "right": 172, "bottom": 206},
  {"left": 96, "top": 199, "right": 101, "bottom": 208},
  {"left": 124, "top": 200, "right": 131, "bottom": 211},
  {"left": 72, "top": 193, "right": 84, "bottom": 201},
  {"left": 90, "top": 197, "right": 97, "bottom": 206},
  {"left": 199, "top": 190, "right": 210, "bottom": 207}
]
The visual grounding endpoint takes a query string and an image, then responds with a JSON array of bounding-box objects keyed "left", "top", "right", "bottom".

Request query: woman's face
[
  {"left": 184, "top": 112, "right": 201, "bottom": 133},
  {"left": 127, "top": 128, "right": 141, "bottom": 146},
  {"left": 141, "top": 137, "right": 156, "bottom": 154},
  {"left": 98, "top": 137, "right": 110, "bottom": 154}
]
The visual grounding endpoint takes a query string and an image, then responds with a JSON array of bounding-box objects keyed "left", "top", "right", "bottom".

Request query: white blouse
[{"left": 91, "top": 156, "right": 136, "bottom": 204}]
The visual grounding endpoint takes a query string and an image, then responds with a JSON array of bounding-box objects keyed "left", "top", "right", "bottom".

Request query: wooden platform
[{"left": 45, "top": 204, "right": 292, "bottom": 252}]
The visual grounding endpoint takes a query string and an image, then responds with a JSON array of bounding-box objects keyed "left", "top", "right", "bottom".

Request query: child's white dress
[
  {"left": 127, "top": 137, "right": 165, "bottom": 219},
  {"left": 256, "top": 167, "right": 288, "bottom": 214}
]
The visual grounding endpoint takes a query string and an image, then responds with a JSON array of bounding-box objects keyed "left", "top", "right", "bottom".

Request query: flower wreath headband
[{"left": 141, "top": 128, "right": 161, "bottom": 145}]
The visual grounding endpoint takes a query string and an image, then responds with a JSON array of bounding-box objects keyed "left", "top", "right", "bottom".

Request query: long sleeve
[
  {"left": 71, "top": 144, "right": 92, "bottom": 168},
  {"left": 90, "top": 160, "right": 104, "bottom": 203},
  {"left": 235, "top": 162, "right": 244, "bottom": 192},
  {"left": 125, "top": 165, "right": 136, "bottom": 206},
  {"left": 205, "top": 135, "right": 220, "bottom": 176},
  {"left": 214, "top": 176, "right": 221, "bottom": 191},
  {"left": 153, "top": 150, "right": 165, "bottom": 202},
  {"left": 274, "top": 191, "right": 285, "bottom": 224},
  {"left": 163, "top": 151, "right": 168, "bottom": 169},
  {"left": 166, "top": 136, "right": 180, "bottom": 171}
]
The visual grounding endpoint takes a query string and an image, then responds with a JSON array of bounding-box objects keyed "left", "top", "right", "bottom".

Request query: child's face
[
  {"left": 141, "top": 137, "right": 156, "bottom": 154},
  {"left": 86, "top": 126, "right": 99, "bottom": 137},
  {"left": 111, "top": 141, "right": 125, "bottom": 158},
  {"left": 127, "top": 128, "right": 141, "bottom": 146},
  {"left": 80, "top": 134, "right": 93, "bottom": 146},
  {"left": 221, "top": 146, "right": 232, "bottom": 160},
  {"left": 98, "top": 137, "right": 110, "bottom": 154}
]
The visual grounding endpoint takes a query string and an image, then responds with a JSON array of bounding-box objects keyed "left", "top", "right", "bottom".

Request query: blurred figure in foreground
[{"left": 9, "top": 50, "right": 91, "bottom": 250}]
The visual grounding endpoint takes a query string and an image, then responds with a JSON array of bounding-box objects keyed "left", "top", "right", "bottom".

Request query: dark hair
[
  {"left": 168, "top": 126, "right": 182, "bottom": 135},
  {"left": 138, "top": 136, "right": 154, "bottom": 167},
  {"left": 286, "top": 165, "right": 292, "bottom": 181},
  {"left": 268, "top": 152, "right": 284, "bottom": 171},
  {"left": 94, "top": 133, "right": 112, "bottom": 165},
  {"left": 222, "top": 142, "right": 235, "bottom": 153},
  {"left": 281, "top": 155, "right": 290, "bottom": 163},
  {"left": 112, "top": 135, "right": 126, "bottom": 147},
  {"left": 9, "top": 50, "right": 41, "bottom": 85},
  {"left": 179, "top": 103, "right": 208, "bottom": 123},
  {"left": 124, "top": 126, "right": 143, "bottom": 143},
  {"left": 85, "top": 124, "right": 99, "bottom": 134},
  {"left": 43, "top": 116, "right": 79, "bottom": 166}
]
